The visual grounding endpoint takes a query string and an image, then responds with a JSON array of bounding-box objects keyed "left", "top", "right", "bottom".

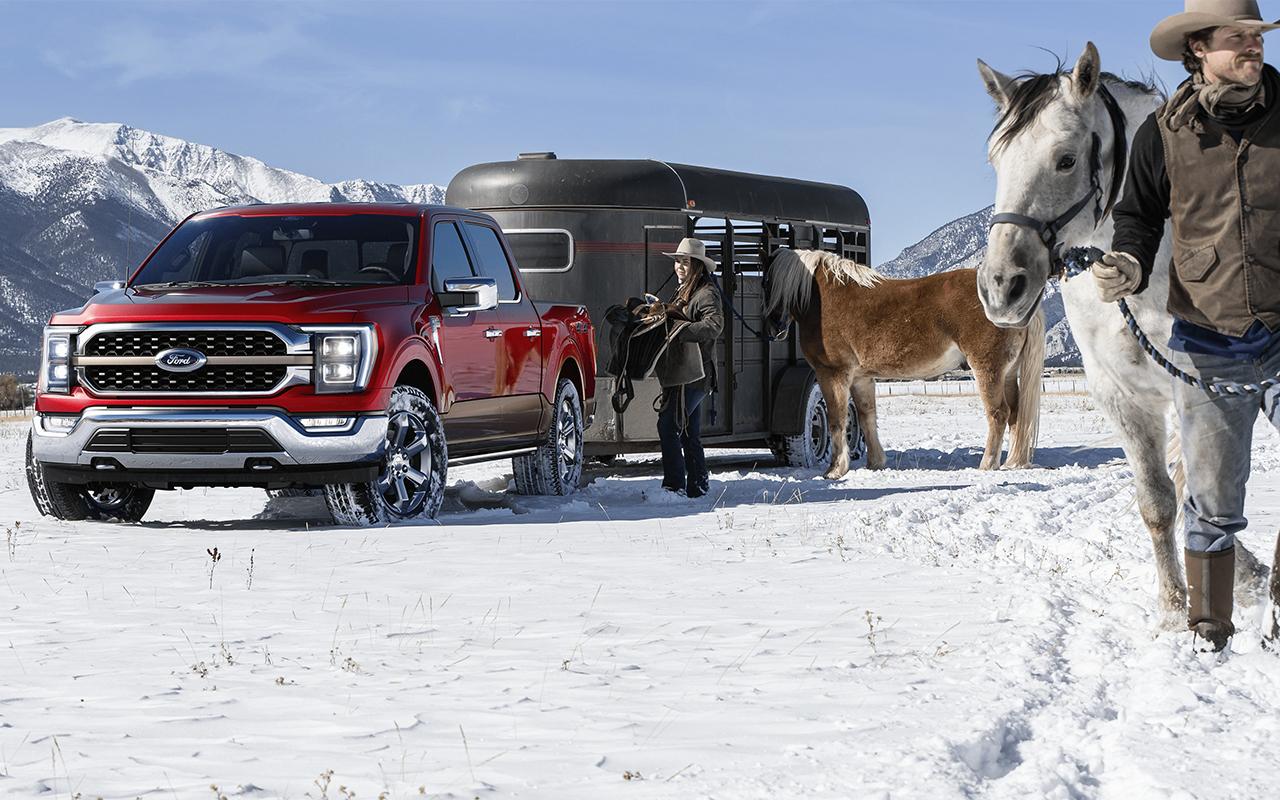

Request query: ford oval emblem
[{"left": 155, "top": 347, "right": 207, "bottom": 373}]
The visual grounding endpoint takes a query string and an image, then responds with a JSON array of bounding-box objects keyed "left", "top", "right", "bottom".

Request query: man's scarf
[{"left": 1163, "top": 64, "right": 1276, "bottom": 132}]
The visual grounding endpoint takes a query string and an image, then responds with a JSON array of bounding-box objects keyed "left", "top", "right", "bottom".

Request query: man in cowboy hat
[{"left": 1099, "top": 0, "right": 1280, "bottom": 650}]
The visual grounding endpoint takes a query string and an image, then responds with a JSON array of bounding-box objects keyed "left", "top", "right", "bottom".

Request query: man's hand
[{"left": 1092, "top": 251, "right": 1142, "bottom": 303}]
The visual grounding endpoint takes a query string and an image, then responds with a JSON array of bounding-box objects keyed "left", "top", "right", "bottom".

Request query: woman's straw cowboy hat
[
  {"left": 663, "top": 238, "right": 717, "bottom": 271},
  {"left": 1151, "top": 0, "right": 1280, "bottom": 61}
]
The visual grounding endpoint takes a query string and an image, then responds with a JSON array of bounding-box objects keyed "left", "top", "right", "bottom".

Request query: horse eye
[{"left": 1056, "top": 155, "right": 1077, "bottom": 172}]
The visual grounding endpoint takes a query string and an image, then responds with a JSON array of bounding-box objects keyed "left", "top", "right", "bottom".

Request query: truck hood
[{"left": 50, "top": 284, "right": 410, "bottom": 326}]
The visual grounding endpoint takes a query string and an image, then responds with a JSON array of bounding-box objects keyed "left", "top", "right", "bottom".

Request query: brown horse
[{"left": 765, "top": 249, "right": 1045, "bottom": 477}]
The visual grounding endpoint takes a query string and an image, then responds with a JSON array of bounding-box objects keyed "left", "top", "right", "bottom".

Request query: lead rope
[{"left": 1060, "top": 246, "right": 1280, "bottom": 399}]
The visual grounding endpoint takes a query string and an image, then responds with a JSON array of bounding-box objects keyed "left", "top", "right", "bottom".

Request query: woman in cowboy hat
[
  {"left": 1099, "top": 0, "right": 1280, "bottom": 650},
  {"left": 652, "top": 238, "right": 724, "bottom": 498}
]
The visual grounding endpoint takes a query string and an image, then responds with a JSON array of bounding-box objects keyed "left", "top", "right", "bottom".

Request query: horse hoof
[
  {"left": 823, "top": 469, "right": 847, "bottom": 480},
  {"left": 1191, "top": 620, "right": 1234, "bottom": 652}
]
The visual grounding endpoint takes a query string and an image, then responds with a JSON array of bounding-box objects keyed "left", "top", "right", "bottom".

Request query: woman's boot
[{"left": 1186, "top": 547, "right": 1235, "bottom": 651}]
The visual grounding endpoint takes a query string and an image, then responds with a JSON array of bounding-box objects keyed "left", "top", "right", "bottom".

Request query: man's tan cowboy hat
[
  {"left": 663, "top": 237, "right": 717, "bottom": 270},
  {"left": 1151, "top": 0, "right": 1280, "bottom": 61}
]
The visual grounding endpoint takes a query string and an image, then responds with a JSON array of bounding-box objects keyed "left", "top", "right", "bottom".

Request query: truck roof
[{"left": 193, "top": 202, "right": 484, "bottom": 220}]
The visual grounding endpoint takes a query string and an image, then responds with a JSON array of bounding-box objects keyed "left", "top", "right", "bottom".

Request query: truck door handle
[
  {"left": 484, "top": 328, "right": 502, "bottom": 340},
  {"left": 524, "top": 327, "right": 542, "bottom": 338}
]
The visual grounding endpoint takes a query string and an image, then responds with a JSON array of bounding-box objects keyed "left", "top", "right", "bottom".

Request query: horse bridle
[{"left": 989, "top": 83, "right": 1128, "bottom": 265}]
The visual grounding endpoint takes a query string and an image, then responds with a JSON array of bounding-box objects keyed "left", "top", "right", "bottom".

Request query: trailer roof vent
[{"left": 517, "top": 152, "right": 557, "bottom": 160}]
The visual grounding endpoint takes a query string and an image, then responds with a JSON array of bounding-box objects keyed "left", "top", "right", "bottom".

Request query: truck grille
[
  {"left": 84, "top": 330, "right": 286, "bottom": 357},
  {"left": 74, "top": 324, "right": 309, "bottom": 396},
  {"left": 84, "top": 365, "right": 287, "bottom": 393},
  {"left": 86, "top": 428, "right": 283, "bottom": 454}
]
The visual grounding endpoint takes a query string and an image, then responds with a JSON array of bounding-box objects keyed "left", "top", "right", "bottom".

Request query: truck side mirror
[
  {"left": 438, "top": 277, "right": 499, "bottom": 315},
  {"left": 94, "top": 281, "right": 125, "bottom": 295}
]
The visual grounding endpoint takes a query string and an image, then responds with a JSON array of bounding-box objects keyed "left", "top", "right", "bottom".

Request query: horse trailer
[{"left": 445, "top": 155, "right": 871, "bottom": 466}]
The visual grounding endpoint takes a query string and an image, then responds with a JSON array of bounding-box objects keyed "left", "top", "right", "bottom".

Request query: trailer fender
[{"left": 769, "top": 365, "right": 818, "bottom": 436}]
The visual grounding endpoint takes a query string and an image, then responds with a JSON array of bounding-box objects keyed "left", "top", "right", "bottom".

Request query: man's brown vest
[{"left": 1158, "top": 87, "right": 1280, "bottom": 337}]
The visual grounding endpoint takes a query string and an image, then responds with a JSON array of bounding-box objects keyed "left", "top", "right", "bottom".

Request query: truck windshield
[{"left": 131, "top": 214, "right": 420, "bottom": 288}]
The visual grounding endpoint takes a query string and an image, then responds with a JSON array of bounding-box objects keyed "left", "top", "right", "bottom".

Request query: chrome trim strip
[
  {"left": 73, "top": 355, "right": 314, "bottom": 367},
  {"left": 449, "top": 446, "right": 537, "bottom": 465},
  {"left": 31, "top": 408, "right": 388, "bottom": 468}
]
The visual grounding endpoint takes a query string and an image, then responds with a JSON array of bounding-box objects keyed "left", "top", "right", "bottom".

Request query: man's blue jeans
[
  {"left": 1170, "top": 339, "right": 1280, "bottom": 552},
  {"left": 657, "top": 384, "right": 707, "bottom": 495}
]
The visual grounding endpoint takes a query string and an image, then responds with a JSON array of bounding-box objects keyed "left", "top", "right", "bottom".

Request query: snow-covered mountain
[
  {"left": 0, "top": 118, "right": 444, "bottom": 375},
  {"left": 879, "top": 205, "right": 1082, "bottom": 367}
]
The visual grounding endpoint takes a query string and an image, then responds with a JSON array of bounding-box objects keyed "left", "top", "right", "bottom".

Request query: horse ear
[
  {"left": 1072, "top": 41, "right": 1101, "bottom": 99},
  {"left": 977, "top": 59, "right": 1015, "bottom": 110}
]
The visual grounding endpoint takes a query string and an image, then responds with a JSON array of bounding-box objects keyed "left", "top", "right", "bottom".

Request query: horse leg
[
  {"left": 815, "top": 367, "right": 854, "bottom": 479},
  {"left": 1110, "top": 401, "right": 1186, "bottom": 628},
  {"left": 972, "top": 364, "right": 1010, "bottom": 471},
  {"left": 851, "top": 376, "right": 885, "bottom": 471},
  {"left": 1000, "top": 369, "right": 1025, "bottom": 468}
]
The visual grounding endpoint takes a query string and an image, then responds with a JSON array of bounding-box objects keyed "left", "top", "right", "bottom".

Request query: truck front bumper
[{"left": 30, "top": 408, "right": 388, "bottom": 489}]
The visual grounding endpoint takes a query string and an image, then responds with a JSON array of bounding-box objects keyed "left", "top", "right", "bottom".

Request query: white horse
[{"left": 974, "top": 42, "right": 1274, "bottom": 630}]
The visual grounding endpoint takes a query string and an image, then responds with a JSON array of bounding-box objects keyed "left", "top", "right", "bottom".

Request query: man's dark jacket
[{"left": 1112, "top": 64, "right": 1280, "bottom": 339}]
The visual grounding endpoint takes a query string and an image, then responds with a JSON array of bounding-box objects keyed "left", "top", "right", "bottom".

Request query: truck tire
[
  {"left": 26, "top": 432, "right": 155, "bottom": 522},
  {"left": 83, "top": 484, "right": 155, "bottom": 522},
  {"left": 324, "top": 385, "right": 447, "bottom": 526},
  {"left": 769, "top": 383, "right": 864, "bottom": 469},
  {"left": 513, "top": 378, "right": 584, "bottom": 496}
]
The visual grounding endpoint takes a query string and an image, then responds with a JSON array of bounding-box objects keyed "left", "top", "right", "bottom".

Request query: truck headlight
[
  {"left": 304, "top": 325, "right": 376, "bottom": 394},
  {"left": 39, "top": 327, "right": 78, "bottom": 395}
]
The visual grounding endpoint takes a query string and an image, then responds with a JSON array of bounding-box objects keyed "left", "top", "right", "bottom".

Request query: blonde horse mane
[{"left": 798, "top": 250, "right": 884, "bottom": 288}]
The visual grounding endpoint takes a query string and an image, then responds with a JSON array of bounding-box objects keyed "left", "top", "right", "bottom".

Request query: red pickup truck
[{"left": 25, "top": 203, "right": 596, "bottom": 525}]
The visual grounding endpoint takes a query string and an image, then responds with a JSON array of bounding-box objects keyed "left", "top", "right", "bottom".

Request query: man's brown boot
[{"left": 1186, "top": 547, "right": 1235, "bottom": 652}]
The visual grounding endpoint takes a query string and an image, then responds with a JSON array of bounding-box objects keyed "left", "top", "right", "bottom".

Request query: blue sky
[{"left": 2, "top": 0, "right": 1202, "bottom": 260}]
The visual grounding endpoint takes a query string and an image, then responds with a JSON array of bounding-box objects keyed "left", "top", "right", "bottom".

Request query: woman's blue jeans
[{"left": 657, "top": 384, "right": 707, "bottom": 495}]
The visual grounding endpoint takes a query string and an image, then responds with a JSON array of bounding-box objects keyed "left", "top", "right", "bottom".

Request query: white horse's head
[{"left": 976, "top": 42, "right": 1125, "bottom": 328}]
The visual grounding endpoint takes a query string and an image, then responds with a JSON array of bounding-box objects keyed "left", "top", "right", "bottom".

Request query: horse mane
[
  {"left": 765, "top": 248, "right": 882, "bottom": 318},
  {"left": 799, "top": 250, "right": 883, "bottom": 288},
  {"left": 990, "top": 62, "right": 1162, "bottom": 155}
]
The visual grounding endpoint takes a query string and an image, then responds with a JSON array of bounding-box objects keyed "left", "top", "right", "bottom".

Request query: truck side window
[
  {"left": 464, "top": 223, "right": 519, "bottom": 301},
  {"left": 431, "top": 221, "right": 475, "bottom": 291}
]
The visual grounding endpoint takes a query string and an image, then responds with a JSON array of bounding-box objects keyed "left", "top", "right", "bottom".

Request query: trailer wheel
[
  {"left": 513, "top": 378, "right": 584, "bottom": 496},
  {"left": 324, "top": 385, "right": 447, "bottom": 526},
  {"left": 770, "top": 383, "right": 864, "bottom": 469}
]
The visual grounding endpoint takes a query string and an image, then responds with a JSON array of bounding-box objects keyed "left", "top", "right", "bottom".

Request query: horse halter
[{"left": 988, "top": 83, "right": 1128, "bottom": 264}]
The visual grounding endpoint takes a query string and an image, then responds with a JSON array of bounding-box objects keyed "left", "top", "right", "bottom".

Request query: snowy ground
[{"left": 1, "top": 394, "right": 1278, "bottom": 799}]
